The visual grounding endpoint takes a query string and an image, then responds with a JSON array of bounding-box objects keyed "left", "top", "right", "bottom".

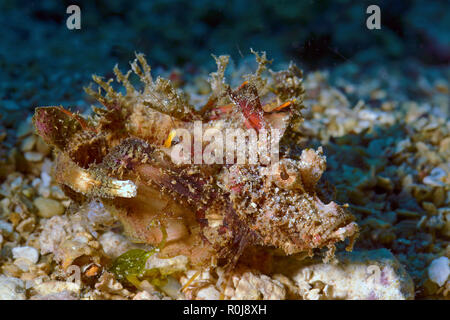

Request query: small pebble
[
  {"left": 14, "top": 258, "right": 34, "bottom": 272},
  {"left": 428, "top": 257, "right": 449, "bottom": 287},
  {"left": 22, "top": 187, "right": 34, "bottom": 198},
  {"left": 41, "top": 171, "right": 52, "bottom": 187},
  {"left": 12, "top": 246, "right": 39, "bottom": 264},
  {"left": 20, "top": 135, "right": 37, "bottom": 152},
  {"left": 423, "top": 168, "right": 446, "bottom": 187},
  {"left": 10, "top": 176, "right": 23, "bottom": 190},
  {"left": 24, "top": 151, "right": 44, "bottom": 162},
  {"left": 0, "top": 275, "right": 26, "bottom": 300},
  {"left": 196, "top": 286, "right": 221, "bottom": 300},
  {"left": 50, "top": 185, "right": 67, "bottom": 200},
  {"left": 0, "top": 220, "right": 13, "bottom": 234},
  {"left": 33, "top": 280, "right": 80, "bottom": 296},
  {"left": 432, "top": 188, "right": 445, "bottom": 207},
  {"left": 422, "top": 202, "right": 437, "bottom": 215},
  {"left": 34, "top": 197, "right": 65, "bottom": 218},
  {"left": 31, "top": 178, "right": 41, "bottom": 188},
  {"left": 439, "top": 137, "right": 450, "bottom": 155}
]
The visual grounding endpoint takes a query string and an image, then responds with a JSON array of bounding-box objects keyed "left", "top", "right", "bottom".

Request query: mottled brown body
[{"left": 33, "top": 52, "right": 358, "bottom": 269}]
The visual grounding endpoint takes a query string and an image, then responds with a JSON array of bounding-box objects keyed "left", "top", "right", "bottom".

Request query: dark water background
[{"left": 0, "top": 0, "right": 449, "bottom": 124}]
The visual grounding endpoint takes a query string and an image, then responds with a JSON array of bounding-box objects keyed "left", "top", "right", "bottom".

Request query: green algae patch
[
  {"left": 109, "top": 225, "right": 170, "bottom": 287},
  {"left": 109, "top": 249, "right": 153, "bottom": 283}
]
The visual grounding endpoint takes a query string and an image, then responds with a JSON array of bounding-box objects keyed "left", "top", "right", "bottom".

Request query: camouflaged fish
[{"left": 33, "top": 51, "right": 358, "bottom": 269}]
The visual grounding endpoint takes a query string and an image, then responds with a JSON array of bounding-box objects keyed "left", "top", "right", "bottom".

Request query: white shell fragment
[
  {"left": 291, "top": 249, "right": 414, "bottom": 300},
  {"left": 12, "top": 246, "right": 39, "bottom": 264},
  {"left": 423, "top": 168, "right": 447, "bottom": 187},
  {"left": 0, "top": 275, "right": 26, "bottom": 300},
  {"left": 428, "top": 257, "right": 449, "bottom": 287}
]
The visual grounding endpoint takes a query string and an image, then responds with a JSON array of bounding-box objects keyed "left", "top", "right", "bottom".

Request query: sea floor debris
[{"left": 0, "top": 52, "right": 448, "bottom": 300}]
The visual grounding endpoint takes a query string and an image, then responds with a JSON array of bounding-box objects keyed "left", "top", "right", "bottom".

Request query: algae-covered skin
[{"left": 32, "top": 52, "right": 359, "bottom": 269}]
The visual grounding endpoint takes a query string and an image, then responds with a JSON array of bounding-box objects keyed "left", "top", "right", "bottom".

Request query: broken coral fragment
[{"left": 288, "top": 249, "right": 414, "bottom": 300}]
